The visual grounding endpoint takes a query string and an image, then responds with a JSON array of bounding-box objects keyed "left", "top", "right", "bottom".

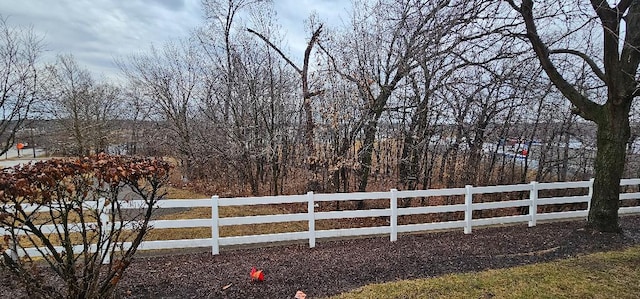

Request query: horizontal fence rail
[{"left": 3, "top": 178, "right": 640, "bottom": 259}]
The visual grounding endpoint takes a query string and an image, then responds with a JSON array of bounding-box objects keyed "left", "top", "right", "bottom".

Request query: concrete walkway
[{"left": 0, "top": 148, "right": 46, "bottom": 168}]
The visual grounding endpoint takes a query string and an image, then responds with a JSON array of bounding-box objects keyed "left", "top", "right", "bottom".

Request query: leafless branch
[
  {"left": 520, "top": 0, "right": 602, "bottom": 122},
  {"left": 504, "top": 0, "right": 521, "bottom": 13},
  {"left": 549, "top": 49, "right": 606, "bottom": 82},
  {"left": 246, "top": 28, "right": 302, "bottom": 74}
]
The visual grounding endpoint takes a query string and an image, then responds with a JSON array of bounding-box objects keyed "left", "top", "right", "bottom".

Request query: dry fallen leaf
[
  {"left": 295, "top": 290, "right": 307, "bottom": 299},
  {"left": 222, "top": 283, "right": 232, "bottom": 290}
]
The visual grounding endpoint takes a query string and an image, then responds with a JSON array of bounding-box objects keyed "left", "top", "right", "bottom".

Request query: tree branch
[
  {"left": 316, "top": 42, "right": 358, "bottom": 82},
  {"left": 520, "top": 0, "right": 602, "bottom": 122},
  {"left": 590, "top": 0, "right": 611, "bottom": 16},
  {"left": 591, "top": 0, "right": 622, "bottom": 86},
  {"left": 301, "top": 24, "right": 323, "bottom": 99},
  {"left": 302, "top": 25, "right": 323, "bottom": 80},
  {"left": 504, "top": 0, "right": 521, "bottom": 12},
  {"left": 306, "top": 90, "right": 324, "bottom": 98},
  {"left": 549, "top": 49, "right": 606, "bottom": 82},
  {"left": 617, "top": 0, "right": 633, "bottom": 12},
  {"left": 247, "top": 28, "right": 302, "bottom": 74},
  {"left": 619, "top": 0, "right": 640, "bottom": 95}
]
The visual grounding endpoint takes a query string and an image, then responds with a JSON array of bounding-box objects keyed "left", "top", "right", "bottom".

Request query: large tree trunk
[{"left": 588, "top": 104, "right": 630, "bottom": 232}]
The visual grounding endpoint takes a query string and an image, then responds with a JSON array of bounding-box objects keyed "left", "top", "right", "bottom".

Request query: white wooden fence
[{"left": 3, "top": 179, "right": 640, "bottom": 258}]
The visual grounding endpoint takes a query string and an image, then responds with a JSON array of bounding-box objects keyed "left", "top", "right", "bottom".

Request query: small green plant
[{"left": 0, "top": 154, "right": 171, "bottom": 299}]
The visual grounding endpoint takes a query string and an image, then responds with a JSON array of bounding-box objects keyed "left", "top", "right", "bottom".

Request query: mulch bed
[{"left": 2, "top": 215, "right": 640, "bottom": 298}]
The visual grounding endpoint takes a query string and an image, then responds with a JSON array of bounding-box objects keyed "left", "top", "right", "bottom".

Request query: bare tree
[
  {"left": 0, "top": 17, "right": 42, "bottom": 156},
  {"left": 120, "top": 87, "right": 155, "bottom": 155},
  {"left": 503, "top": 0, "right": 640, "bottom": 232},
  {"left": 247, "top": 16, "right": 324, "bottom": 191},
  {"left": 197, "top": 1, "right": 300, "bottom": 195},
  {"left": 201, "top": 0, "right": 270, "bottom": 122},
  {"left": 119, "top": 41, "right": 203, "bottom": 178},
  {"left": 324, "top": 0, "right": 483, "bottom": 196},
  {"left": 42, "top": 54, "right": 122, "bottom": 156}
]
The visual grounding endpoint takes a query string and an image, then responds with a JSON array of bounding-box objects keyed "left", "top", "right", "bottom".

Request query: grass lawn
[{"left": 328, "top": 245, "right": 640, "bottom": 299}]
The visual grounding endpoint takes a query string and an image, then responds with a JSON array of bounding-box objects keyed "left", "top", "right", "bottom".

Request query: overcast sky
[{"left": 1, "top": 0, "right": 347, "bottom": 80}]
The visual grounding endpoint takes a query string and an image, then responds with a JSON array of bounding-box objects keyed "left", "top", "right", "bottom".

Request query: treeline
[{"left": 4, "top": 1, "right": 640, "bottom": 197}]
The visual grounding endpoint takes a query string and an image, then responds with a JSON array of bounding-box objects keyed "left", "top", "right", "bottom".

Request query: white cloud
[
  {"left": 0, "top": 0, "right": 349, "bottom": 80},
  {"left": 1, "top": 0, "right": 203, "bottom": 79}
]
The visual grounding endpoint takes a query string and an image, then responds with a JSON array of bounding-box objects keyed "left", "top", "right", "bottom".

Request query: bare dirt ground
[{"left": 2, "top": 215, "right": 639, "bottom": 298}]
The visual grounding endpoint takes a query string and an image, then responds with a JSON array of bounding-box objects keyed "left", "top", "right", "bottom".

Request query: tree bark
[
  {"left": 588, "top": 103, "right": 631, "bottom": 232},
  {"left": 357, "top": 117, "right": 381, "bottom": 193}
]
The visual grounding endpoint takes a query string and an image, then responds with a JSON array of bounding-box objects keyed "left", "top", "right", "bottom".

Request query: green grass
[{"left": 328, "top": 246, "right": 640, "bottom": 299}]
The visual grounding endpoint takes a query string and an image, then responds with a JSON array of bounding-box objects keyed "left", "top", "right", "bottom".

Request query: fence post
[
  {"left": 0, "top": 227, "right": 18, "bottom": 262},
  {"left": 464, "top": 185, "right": 473, "bottom": 234},
  {"left": 98, "top": 198, "right": 110, "bottom": 264},
  {"left": 529, "top": 181, "right": 538, "bottom": 227},
  {"left": 390, "top": 189, "right": 398, "bottom": 242},
  {"left": 307, "top": 191, "right": 315, "bottom": 248},
  {"left": 211, "top": 196, "right": 220, "bottom": 255},
  {"left": 587, "top": 178, "right": 595, "bottom": 220}
]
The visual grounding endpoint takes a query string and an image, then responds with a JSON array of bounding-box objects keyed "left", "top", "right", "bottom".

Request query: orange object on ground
[{"left": 250, "top": 267, "right": 264, "bottom": 282}]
